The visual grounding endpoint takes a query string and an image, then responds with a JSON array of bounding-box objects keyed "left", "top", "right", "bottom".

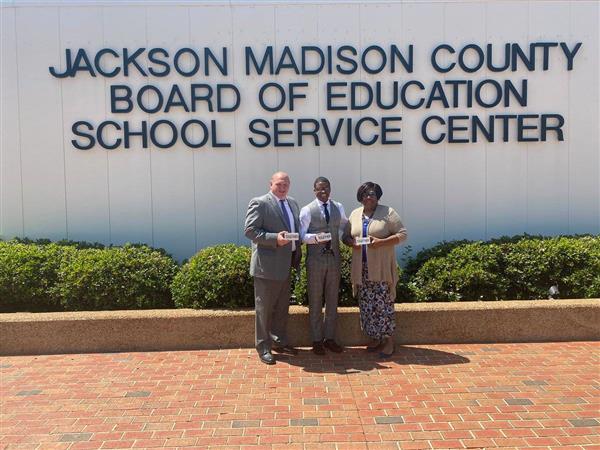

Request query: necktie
[
  {"left": 323, "top": 203, "right": 331, "bottom": 250},
  {"left": 279, "top": 199, "right": 291, "bottom": 231},
  {"left": 323, "top": 202, "right": 330, "bottom": 224}
]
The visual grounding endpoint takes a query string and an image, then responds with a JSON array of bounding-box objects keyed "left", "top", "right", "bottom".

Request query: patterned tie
[
  {"left": 323, "top": 203, "right": 331, "bottom": 251},
  {"left": 279, "top": 199, "right": 291, "bottom": 231}
]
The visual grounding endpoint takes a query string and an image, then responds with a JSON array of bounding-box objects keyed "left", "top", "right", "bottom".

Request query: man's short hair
[{"left": 313, "top": 176, "right": 330, "bottom": 188}]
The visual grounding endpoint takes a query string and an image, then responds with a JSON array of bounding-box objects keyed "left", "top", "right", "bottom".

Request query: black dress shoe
[
  {"left": 272, "top": 344, "right": 298, "bottom": 355},
  {"left": 323, "top": 339, "right": 343, "bottom": 353},
  {"left": 312, "top": 341, "right": 326, "bottom": 355},
  {"left": 259, "top": 352, "right": 276, "bottom": 365}
]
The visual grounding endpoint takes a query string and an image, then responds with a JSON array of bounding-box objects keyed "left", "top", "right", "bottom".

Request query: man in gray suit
[
  {"left": 244, "top": 171, "right": 302, "bottom": 365},
  {"left": 299, "top": 177, "right": 348, "bottom": 355}
]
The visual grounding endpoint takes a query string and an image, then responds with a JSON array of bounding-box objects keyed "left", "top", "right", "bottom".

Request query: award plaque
[
  {"left": 284, "top": 232, "right": 300, "bottom": 240},
  {"left": 316, "top": 232, "right": 332, "bottom": 243},
  {"left": 355, "top": 237, "right": 371, "bottom": 245}
]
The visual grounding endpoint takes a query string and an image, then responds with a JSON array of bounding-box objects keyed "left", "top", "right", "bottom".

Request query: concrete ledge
[{"left": 1, "top": 299, "right": 599, "bottom": 355}]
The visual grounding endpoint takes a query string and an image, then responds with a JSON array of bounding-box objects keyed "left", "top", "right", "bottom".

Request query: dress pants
[
  {"left": 254, "top": 275, "right": 291, "bottom": 355},
  {"left": 306, "top": 253, "right": 340, "bottom": 342}
]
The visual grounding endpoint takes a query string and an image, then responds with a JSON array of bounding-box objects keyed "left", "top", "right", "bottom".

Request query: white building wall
[{"left": 1, "top": 0, "right": 598, "bottom": 261}]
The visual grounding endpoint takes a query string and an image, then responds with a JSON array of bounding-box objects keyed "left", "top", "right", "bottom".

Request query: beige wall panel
[
  {"left": 232, "top": 5, "right": 278, "bottom": 239},
  {"left": 314, "top": 4, "right": 362, "bottom": 217},
  {"left": 102, "top": 6, "right": 153, "bottom": 247},
  {"left": 273, "top": 4, "right": 320, "bottom": 207},
  {"left": 399, "top": 2, "right": 446, "bottom": 254},
  {"left": 359, "top": 2, "right": 405, "bottom": 224},
  {"left": 526, "top": 1, "right": 571, "bottom": 235},
  {"left": 188, "top": 5, "right": 239, "bottom": 250},
  {"left": 60, "top": 6, "right": 111, "bottom": 245},
  {"left": 443, "top": 2, "right": 487, "bottom": 241},
  {"left": 16, "top": 7, "right": 66, "bottom": 240},
  {"left": 145, "top": 6, "right": 196, "bottom": 260},
  {"left": 1, "top": 8, "right": 24, "bottom": 239},
  {"left": 484, "top": 1, "right": 529, "bottom": 238},
  {"left": 568, "top": 1, "right": 599, "bottom": 234}
]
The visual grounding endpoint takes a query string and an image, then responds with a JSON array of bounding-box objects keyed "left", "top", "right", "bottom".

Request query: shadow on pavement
[{"left": 278, "top": 345, "right": 470, "bottom": 374}]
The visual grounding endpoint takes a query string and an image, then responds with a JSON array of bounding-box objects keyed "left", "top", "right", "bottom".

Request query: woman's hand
[
  {"left": 369, "top": 236, "right": 386, "bottom": 248},
  {"left": 369, "top": 235, "right": 402, "bottom": 248}
]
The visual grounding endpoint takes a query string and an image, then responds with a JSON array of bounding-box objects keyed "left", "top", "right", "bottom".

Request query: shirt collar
[{"left": 270, "top": 192, "right": 287, "bottom": 202}]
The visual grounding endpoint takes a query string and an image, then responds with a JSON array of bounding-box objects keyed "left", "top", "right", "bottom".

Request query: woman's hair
[{"left": 356, "top": 181, "right": 383, "bottom": 202}]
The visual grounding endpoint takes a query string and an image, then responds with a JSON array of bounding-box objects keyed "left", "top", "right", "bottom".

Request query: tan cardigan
[{"left": 343, "top": 204, "right": 407, "bottom": 300}]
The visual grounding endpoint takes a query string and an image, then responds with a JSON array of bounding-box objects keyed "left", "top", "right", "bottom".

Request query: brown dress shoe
[
  {"left": 312, "top": 341, "right": 326, "bottom": 355},
  {"left": 272, "top": 344, "right": 298, "bottom": 355},
  {"left": 323, "top": 339, "right": 343, "bottom": 353}
]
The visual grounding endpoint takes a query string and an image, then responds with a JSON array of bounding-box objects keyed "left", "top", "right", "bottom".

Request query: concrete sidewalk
[{"left": 1, "top": 342, "right": 599, "bottom": 449}]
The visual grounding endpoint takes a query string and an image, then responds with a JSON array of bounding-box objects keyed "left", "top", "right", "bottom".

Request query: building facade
[{"left": 1, "top": 0, "right": 598, "bottom": 260}]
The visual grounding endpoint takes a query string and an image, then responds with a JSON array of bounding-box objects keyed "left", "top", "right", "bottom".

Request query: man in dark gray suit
[{"left": 244, "top": 171, "right": 302, "bottom": 365}]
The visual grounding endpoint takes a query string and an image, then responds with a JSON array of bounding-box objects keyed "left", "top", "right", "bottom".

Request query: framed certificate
[
  {"left": 355, "top": 237, "right": 371, "bottom": 245},
  {"left": 284, "top": 232, "right": 300, "bottom": 240}
]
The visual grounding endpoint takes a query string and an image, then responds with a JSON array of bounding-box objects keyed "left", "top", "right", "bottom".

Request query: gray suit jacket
[{"left": 244, "top": 192, "right": 302, "bottom": 280}]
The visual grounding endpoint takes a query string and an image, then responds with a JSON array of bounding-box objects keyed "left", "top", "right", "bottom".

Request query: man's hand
[
  {"left": 343, "top": 236, "right": 360, "bottom": 249},
  {"left": 276, "top": 231, "right": 291, "bottom": 247}
]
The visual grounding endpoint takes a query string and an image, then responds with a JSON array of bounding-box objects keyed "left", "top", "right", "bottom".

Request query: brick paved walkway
[{"left": 1, "top": 342, "right": 598, "bottom": 449}]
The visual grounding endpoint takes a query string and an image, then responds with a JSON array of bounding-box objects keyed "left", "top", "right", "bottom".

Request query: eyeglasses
[{"left": 362, "top": 191, "right": 378, "bottom": 199}]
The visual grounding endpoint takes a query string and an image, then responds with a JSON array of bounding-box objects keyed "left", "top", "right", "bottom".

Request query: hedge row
[
  {"left": 0, "top": 242, "right": 177, "bottom": 312},
  {"left": 409, "top": 236, "right": 600, "bottom": 301},
  {"left": 1, "top": 234, "right": 598, "bottom": 312}
]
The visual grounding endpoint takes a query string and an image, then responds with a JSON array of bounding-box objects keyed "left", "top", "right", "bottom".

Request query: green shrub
[
  {"left": 3, "top": 234, "right": 597, "bottom": 313},
  {"left": 401, "top": 235, "right": 550, "bottom": 285},
  {"left": 52, "top": 244, "right": 177, "bottom": 311},
  {"left": 338, "top": 245, "right": 357, "bottom": 306},
  {"left": 565, "top": 238, "right": 600, "bottom": 298},
  {"left": 402, "top": 239, "right": 473, "bottom": 280},
  {"left": 0, "top": 241, "right": 76, "bottom": 312},
  {"left": 291, "top": 255, "right": 308, "bottom": 305},
  {"left": 504, "top": 236, "right": 600, "bottom": 299},
  {"left": 12, "top": 237, "right": 106, "bottom": 250},
  {"left": 172, "top": 244, "right": 254, "bottom": 309},
  {"left": 411, "top": 243, "right": 508, "bottom": 301},
  {"left": 399, "top": 239, "right": 478, "bottom": 301},
  {"left": 410, "top": 235, "right": 600, "bottom": 302}
]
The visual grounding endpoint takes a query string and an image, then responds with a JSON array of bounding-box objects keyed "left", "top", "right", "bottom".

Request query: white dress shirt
[
  {"left": 279, "top": 197, "right": 297, "bottom": 251},
  {"left": 299, "top": 198, "right": 348, "bottom": 244}
]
